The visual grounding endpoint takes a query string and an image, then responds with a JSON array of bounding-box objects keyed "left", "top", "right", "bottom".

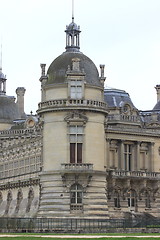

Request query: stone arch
[
  {"left": 5, "top": 190, "right": 12, "bottom": 215},
  {"left": 26, "top": 188, "right": 34, "bottom": 213},
  {"left": 144, "top": 189, "right": 152, "bottom": 208},
  {"left": 15, "top": 189, "right": 23, "bottom": 213},
  {"left": 153, "top": 188, "right": 159, "bottom": 201}
]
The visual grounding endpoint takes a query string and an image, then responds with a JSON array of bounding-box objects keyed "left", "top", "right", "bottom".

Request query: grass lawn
[
  {"left": 0, "top": 238, "right": 158, "bottom": 240},
  {"left": 0, "top": 237, "right": 160, "bottom": 240}
]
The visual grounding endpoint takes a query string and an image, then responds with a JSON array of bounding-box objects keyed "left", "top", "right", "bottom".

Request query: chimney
[
  {"left": 99, "top": 64, "right": 106, "bottom": 85},
  {"left": 16, "top": 87, "right": 26, "bottom": 118},
  {"left": 155, "top": 85, "right": 160, "bottom": 102}
]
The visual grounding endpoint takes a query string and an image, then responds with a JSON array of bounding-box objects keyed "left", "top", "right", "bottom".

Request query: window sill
[{"left": 114, "top": 207, "right": 121, "bottom": 210}]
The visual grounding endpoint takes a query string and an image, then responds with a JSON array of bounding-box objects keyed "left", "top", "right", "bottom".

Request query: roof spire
[
  {"left": 72, "top": 0, "right": 74, "bottom": 22},
  {"left": 65, "top": 0, "right": 81, "bottom": 52}
]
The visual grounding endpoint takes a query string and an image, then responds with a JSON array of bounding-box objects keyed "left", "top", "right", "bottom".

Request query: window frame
[
  {"left": 127, "top": 190, "right": 136, "bottom": 210},
  {"left": 70, "top": 183, "right": 83, "bottom": 211},
  {"left": 114, "top": 190, "right": 120, "bottom": 208},
  {"left": 69, "top": 125, "right": 84, "bottom": 164},
  {"left": 124, "top": 144, "right": 132, "bottom": 171},
  {"left": 69, "top": 79, "right": 84, "bottom": 99}
]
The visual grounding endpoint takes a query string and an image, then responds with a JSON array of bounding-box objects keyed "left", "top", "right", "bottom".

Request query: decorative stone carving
[
  {"left": 26, "top": 188, "right": 34, "bottom": 213},
  {"left": 15, "top": 189, "right": 23, "bottom": 213},
  {"left": 64, "top": 111, "right": 88, "bottom": 124},
  {"left": 5, "top": 190, "right": 12, "bottom": 215}
]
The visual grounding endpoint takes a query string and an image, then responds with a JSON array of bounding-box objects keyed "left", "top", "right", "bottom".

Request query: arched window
[
  {"left": 70, "top": 184, "right": 83, "bottom": 211},
  {"left": 114, "top": 190, "right": 120, "bottom": 208}
]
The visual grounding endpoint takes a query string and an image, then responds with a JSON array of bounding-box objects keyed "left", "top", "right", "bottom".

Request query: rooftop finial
[
  {"left": 65, "top": 0, "right": 81, "bottom": 52},
  {"left": 72, "top": 0, "right": 74, "bottom": 22}
]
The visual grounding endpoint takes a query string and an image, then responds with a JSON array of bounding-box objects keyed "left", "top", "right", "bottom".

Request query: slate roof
[
  {"left": 104, "top": 88, "right": 136, "bottom": 108},
  {"left": 0, "top": 95, "right": 20, "bottom": 123},
  {"left": 153, "top": 101, "right": 160, "bottom": 111},
  {"left": 47, "top": 51, "right": 102, "bottom": 87}
]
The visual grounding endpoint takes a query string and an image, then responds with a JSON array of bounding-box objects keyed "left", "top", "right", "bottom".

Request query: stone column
[
  {"left": 135, "top": 141, "right": 140, "bottom": 171},
  {"left": 106, "top": 139, "right": 110, "bottom": 169},
  {"left": 148, "top": 142, "right": 154, "bottom": 171},
  {"left": 120, "top": 140, "right": 124, "bottom": 170}
]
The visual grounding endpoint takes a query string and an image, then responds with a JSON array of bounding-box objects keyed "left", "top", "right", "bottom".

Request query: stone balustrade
[
  {"left": 107, "top": 169, "right": 160, "bottom": 179},
  {"left": 61, "top": 163, "right": 93, "bottom": 171},
  {"left": 0, "top": 128, "right": 39, "bottom": 137},
  {"left": 38, "top": 99, "right": 107, "bottom": 112},
  {"left": 107, "top": 114, "right": 141, "bottom": 123}
]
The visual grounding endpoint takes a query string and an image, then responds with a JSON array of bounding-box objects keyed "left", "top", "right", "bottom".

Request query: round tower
[{"left": 37, "top": 17, "right": 108, "bottom": 218}]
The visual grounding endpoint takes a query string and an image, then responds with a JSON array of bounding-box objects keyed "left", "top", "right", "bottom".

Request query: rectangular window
[
  {"left": 70, "top": 143, "right": 76, "bottom": 163},
  {"left": 124, "top": 144, "right": 132, "bottom": 171},
  {"left": 69, "top": 126, "right": 83, "bottom": 163},
  {"left": 70, "top": 80, "right": 82, "bottom": 99},
  {"left": 77, "top": 143, "right": 82, "bottom": 163}
]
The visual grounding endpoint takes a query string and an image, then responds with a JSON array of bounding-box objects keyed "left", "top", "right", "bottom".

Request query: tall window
[
  {"left": 69, "top": 125, "right": 83, "bottom": 163},
  {"left": 127, "top": 190, "right": 136, "bottom": 208},
  {"left": 70, "top": 184, "right": 83, "bottom": 211},
  {"left": 124, "top": 144, "right": 132, "bottom": 171},
  {"left": 70, "top": 80, "right": 82, "bottom": 99},
  {"left": 114, "top": 191, "right": 120, "bottom": 208}
]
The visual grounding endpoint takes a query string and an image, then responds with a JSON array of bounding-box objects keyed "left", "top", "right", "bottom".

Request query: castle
[{"left": 0, "top": 16, "right": 160, "bottom": 219}]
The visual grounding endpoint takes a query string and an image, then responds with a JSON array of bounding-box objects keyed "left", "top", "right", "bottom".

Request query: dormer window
[{"left": 70, "top": 80, "right": 83, "bottom": 99}]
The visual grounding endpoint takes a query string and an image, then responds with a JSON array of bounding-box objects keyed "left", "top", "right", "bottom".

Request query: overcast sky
[{"left": 0, "top": 0, "right": 160, "bottom": 114}]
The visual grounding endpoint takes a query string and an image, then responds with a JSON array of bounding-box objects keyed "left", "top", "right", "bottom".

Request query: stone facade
[{"left": 0, "top": 17, "right": 160, "bottom": 220}]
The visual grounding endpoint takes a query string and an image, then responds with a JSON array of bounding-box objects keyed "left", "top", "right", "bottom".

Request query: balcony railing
[
  {"left": 61, "top": 163, "right": 93, "bottom": 171},
  {"left": 107, "top": 169, "right": 160, "bottom": 179},
  {"left": 38, "top": 99, "right": 107, "bottom": 112}
]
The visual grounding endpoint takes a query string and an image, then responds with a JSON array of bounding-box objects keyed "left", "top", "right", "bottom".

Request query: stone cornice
[
  {"left": 106, "top": 126, "right": 160, "bottom": 138},
  {"left": 0, "top": 177, "right": 39, "bottom": 190}
]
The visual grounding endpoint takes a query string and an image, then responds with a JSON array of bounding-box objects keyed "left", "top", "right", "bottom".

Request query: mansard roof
[{"left": 104, "top": 88, "right": 136, "bottom": 109}]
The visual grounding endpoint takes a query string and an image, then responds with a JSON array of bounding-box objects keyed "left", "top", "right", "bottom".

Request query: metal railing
[{"left": 0, "top": 217, "right": 160, "bottom": 233}]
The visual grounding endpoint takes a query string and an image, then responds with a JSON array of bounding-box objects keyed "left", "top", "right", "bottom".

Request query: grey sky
[{"left": 0, "top": 0, "right": 160, "bottom": 113}]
